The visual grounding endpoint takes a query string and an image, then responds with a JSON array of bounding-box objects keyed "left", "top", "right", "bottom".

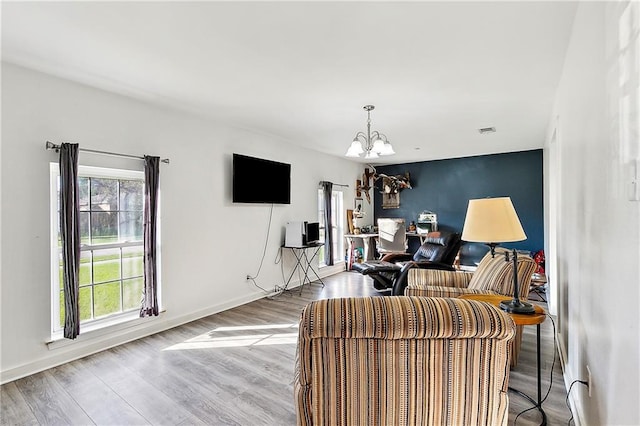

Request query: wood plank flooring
[{"left": 1, "top": 271, "right": 571, "bottom": 425}]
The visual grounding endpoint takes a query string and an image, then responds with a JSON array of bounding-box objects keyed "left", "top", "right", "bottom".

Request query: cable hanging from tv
[{"left": 45, "top": 141, "right": 170, "bottom": 164}]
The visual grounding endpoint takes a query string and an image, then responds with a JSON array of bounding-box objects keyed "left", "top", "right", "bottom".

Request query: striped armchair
[
  {"left": 404, "top": 248, "right": 538, "bottom": 300},
  {"left": 294, "top": 296, "right": 516, "bottom": 426},
  {"left": 404, "top": 249, "right": 538, "bottom": 367}
]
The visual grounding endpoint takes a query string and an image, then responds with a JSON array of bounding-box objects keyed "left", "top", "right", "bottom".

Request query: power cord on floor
[
  {"left": 566, "top": 380, "right": 589, "bottom": 425},
  {"left": 541, "top": 314, "right": 558, "bottom": 404},
  {"left": 513, "top": 313, "right": 558, "bottom": 425}
]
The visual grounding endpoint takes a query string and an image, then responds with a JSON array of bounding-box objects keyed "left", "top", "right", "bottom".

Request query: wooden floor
[{"left": 1, "top": 272, "right": 571, "bottom": 425}]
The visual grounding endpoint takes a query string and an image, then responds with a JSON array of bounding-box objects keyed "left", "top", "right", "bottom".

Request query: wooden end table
[{"left": 459, "top": 294, "right": 548, "bottom": 426}]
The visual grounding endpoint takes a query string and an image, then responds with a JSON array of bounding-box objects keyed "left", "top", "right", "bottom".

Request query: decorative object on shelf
[
  {"left": 461, "top": 197, "right": 535, "bottom": 314},
  {"left": 345, "top": 105, "right": 395, "bottom": 159},
  {"left": 361, "top": 225, "right": 375, "bottom": 234},
  {"left": 353, "top": 198, "right": 364, "bottom": 217},
  {"left": 351, "top": 198, "right": 366, "bottom": 232},
  {"left": 417, "top": 211, "right": 438, "bottom": 234},
  {"left": 346, "top": 209, "right": 355, "bottom": 234}
]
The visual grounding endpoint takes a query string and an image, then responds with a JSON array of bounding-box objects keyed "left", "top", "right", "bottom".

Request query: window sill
[
  {"left": 318, "top": 261, "right": 345, "bottom": 276},
  {"left": 319, "top": 260, "right": 345, "bottom": 268},
  {"left": 47, "top": 309, "right": 165, "bottom": 350}
]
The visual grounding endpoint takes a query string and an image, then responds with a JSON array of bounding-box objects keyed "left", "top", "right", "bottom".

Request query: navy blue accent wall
[{"left": 373, "top": 150, "right": 544, "bottom": 265}]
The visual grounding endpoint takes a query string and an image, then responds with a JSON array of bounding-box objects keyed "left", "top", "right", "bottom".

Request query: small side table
[
  {"left": 281, "top": 243, "right": 325, "bottom": 294},
  {"left": 459, "top": 294, "right": 547, "bottom": 426}
]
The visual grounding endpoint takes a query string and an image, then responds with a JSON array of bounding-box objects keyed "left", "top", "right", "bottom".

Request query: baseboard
[
  {"left": 557, "top": 332, "right": 568, "bottom": 368},
  {"left": 563, "top": 371, "right": 588, "bottom": 426},
  {"left": 0, "top": 291, "right": 267, "bottom": 385},
  {"left": 557, "top": 332, "right": 588, "bottom": 426}
]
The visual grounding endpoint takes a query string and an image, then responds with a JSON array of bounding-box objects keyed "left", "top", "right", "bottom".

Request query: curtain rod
[
  {"left": 319, "top": 181, "right": 349, "bottom": 188},
  {"left": 46, "top": 141, "right": 170, "bottom": 164}
]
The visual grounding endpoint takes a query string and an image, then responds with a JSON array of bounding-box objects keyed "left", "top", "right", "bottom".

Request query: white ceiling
[{"left": 1, "top": 1, "right": 578, "bottom": 164}]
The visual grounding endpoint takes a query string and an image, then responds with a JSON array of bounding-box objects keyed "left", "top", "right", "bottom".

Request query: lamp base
[{"left": 499, "top": 299, "right": 535, "bottom": 314}]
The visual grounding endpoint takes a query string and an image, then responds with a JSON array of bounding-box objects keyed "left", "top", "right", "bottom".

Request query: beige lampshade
[{"left": 461, "top": 197, "right": 526, "bottom": 243}]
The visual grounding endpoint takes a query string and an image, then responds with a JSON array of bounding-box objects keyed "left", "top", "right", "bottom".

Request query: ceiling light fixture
[{"left": 345, "top": 105, "right": 395, "bottom": 159}]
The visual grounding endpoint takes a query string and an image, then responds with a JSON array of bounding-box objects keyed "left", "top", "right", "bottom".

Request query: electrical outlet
[
  {"left": 587, "top": 365, "right": 592, "bottom": 397},
  {"left": 246, "top": 275, "right": 251, "bottom": 281}
]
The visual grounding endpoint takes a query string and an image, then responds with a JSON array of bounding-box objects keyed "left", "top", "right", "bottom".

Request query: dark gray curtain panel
[
  {"left": 321, "top": 181, "right": 334, "bottom": 266},
  {"left": 140, "top": 156, "right": 160, "bottom": 317},
  {"left": 59, "top": 143, "right": 81, "bottom": 339}
]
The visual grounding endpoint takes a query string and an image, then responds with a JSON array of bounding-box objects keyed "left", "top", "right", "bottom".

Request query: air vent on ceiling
[{"left": 478, "top": 127, "right": 496, "bottom": 134}]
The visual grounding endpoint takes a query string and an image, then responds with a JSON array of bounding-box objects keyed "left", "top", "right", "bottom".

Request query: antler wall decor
[
  {"left": 372, "top": 170, "right": 412, "bottom": 209},
  {"left": 355, "top": 167, "right": 375, "bottom": 203},
  {"left": 375, "top": 172, "right": 412, "bottom": 194}
]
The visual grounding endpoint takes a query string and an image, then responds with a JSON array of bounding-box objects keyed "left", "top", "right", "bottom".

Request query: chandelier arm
[{"left": 354, "top": 132, "right": 367, "bottom": 140}]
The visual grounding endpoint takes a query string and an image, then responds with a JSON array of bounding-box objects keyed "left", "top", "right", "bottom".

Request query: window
[
  {"left": 50, "top": 165, "right": 147, "bottom": 334},
  {"left": 317, "top": 189, "right": 344, "bottom": 266}
]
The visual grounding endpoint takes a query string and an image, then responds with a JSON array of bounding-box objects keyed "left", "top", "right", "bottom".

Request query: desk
[
  {"left": 459, "top": 294, "right": 547, "bottom": 426},
  {"left": 406, "top": 232, "right": 430, "bottom": 244},
  {"left": 281, "top": 243, "right": 325, "bottom": 294},
  {"left": 344, "top": 234, "right": 378, "bottom": 267},
  {"left": 345, "top": 232, "right": 427, "bottom": 268}
]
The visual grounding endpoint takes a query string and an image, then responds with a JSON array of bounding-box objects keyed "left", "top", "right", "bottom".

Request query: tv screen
[{"left": 233, "top": 154, "right": 291, "bottom": 204}]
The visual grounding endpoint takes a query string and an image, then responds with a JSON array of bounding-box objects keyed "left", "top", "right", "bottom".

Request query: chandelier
[{"left": 345, "top": 105, "right": 395, "bottom": 159}]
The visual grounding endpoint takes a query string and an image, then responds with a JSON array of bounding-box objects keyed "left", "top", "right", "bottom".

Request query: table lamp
[{"left": 461, "top": 197, "right": 535, "bottom": 314}]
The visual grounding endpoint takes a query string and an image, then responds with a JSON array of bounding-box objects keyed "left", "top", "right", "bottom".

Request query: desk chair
[{"left": 377, "top": 218, "right": 407, "bottom": 257}]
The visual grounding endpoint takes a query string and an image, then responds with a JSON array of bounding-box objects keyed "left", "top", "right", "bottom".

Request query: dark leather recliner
[{"left": 357, "top": 231, "right": 462, "bottom": 295}]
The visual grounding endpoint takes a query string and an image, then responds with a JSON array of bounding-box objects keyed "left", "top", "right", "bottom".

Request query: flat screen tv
[{"left": 233, "top": 154, "right": 291, "bottom": 204}]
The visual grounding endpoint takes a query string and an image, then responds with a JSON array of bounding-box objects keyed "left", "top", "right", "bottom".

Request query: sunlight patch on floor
[{"left": 163, "top": 323, "right": 299, "bottom": 350}]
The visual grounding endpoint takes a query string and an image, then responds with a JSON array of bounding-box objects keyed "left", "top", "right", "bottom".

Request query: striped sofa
[{"left": 294, "top": 296, "right": 516, "bottom": 426}]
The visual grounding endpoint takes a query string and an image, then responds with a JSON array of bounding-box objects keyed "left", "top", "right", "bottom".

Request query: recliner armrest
[
  {"left": 408, "top": 268, "right": 473, "bottom": 288},
  {"left": 352, "top": 261, "right": 401, "bottom": 275},
  {"left": 391, "top": 261, "right": 458, "bottom": 296}
]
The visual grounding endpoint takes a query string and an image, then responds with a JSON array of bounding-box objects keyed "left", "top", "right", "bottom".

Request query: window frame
[{"left": 49, "top": 164, "right": 149, "bottom": 338}]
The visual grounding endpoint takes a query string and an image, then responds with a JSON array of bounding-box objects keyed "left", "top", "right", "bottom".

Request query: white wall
[
  {"left": 0, "top": 63, "right": 362, "bottom": 382},
  {"left": 546, "top": 2, "right": 640, "bottom": 425}
]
